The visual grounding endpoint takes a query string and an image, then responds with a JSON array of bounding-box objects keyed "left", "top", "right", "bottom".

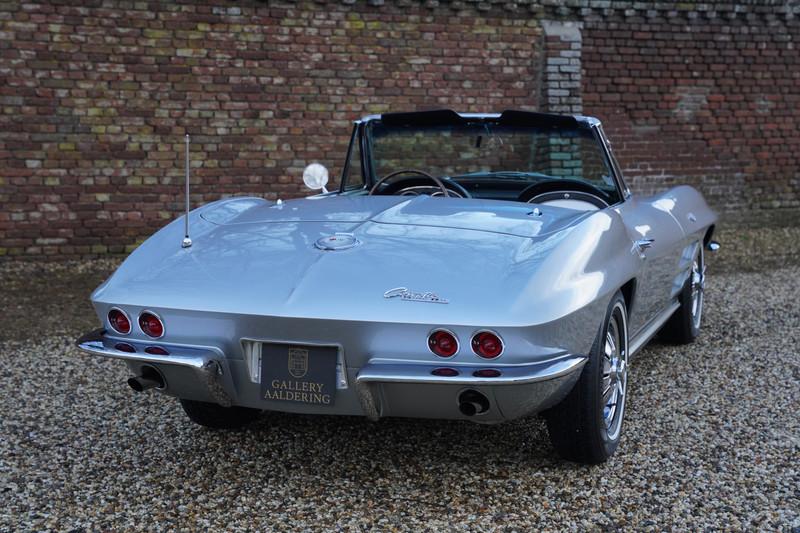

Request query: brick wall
[
  {"left": 580, "top": 6, "right": 800, "bottom": 224},
  {"left": 0, "top": 0, "right": 798, "bottom": 259},
  {"left": 0, "top": 0, "right": 542, "bottom": 257}
]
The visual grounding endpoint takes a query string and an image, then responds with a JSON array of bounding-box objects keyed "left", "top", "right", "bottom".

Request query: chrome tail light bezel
[
  {"left": 471, "top": 330, "right": 505, "bottom": 359},
  {"left": 107, "top": 307, "right": 132, "bottom": 335},
  {"left": 138, "top": 310, "right": 166, "bottom": 339}
]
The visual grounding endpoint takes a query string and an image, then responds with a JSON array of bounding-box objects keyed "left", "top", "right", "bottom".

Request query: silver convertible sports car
[{"left": 77, "top": 110, "right": 718, "bottom": 463}]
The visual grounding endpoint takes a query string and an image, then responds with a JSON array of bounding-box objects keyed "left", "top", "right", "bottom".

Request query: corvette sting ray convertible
[{"left": 77, "top": 110, "right": 718, "bottom": 463}]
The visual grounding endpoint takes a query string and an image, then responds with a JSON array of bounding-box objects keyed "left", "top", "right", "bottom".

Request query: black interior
[
  {"left": 371, "top": 175, "right": 472, "bottom": 198},
  {"left": 516, "top": 179, "right": 613, "bottom": 206},
  {"left": 370, "top": 176, "right": 612, "bottom": 207}
]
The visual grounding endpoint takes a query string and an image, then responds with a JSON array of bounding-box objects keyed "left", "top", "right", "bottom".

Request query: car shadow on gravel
[
  {"left": 160, "top": 405, "right": 569, "bottom": 479},
  {"left": 128, "top": 405, "right": 577, "bottom": 516},
  {"left": 251, "top": 408, "right": 560, "bottom": 464}
]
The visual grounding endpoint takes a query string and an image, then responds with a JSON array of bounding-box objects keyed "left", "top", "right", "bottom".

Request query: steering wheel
[
  {"left": 369, "top": 169, "right": 451, "bottom": 197},
  {"left": 517, "top": 179, "right": 611, "bottom": 209}
]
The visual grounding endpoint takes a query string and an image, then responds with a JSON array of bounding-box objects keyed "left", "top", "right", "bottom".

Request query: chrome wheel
[
  {"left": 690, "top": 247, "right": 705, "bottom": 330},
  {"left": 601, "top": 303, "right": 628, "bottom": 441},
  {"left": 545, "top": 292, "right": 629, "bottom": 463}
]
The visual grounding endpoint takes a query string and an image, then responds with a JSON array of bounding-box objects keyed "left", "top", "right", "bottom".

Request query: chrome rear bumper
[
  {"left": 355, "top": 356, "right": 586, "bottom": 422},
  {"left": 76, "top": 328, "right": 235, "bottom": 406},
  {"left": 76, "top": 328, "right": 586, "bottom": 422}
]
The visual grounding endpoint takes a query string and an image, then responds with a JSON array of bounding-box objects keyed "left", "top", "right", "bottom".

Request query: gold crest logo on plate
[{"left": 287, "top": 347, "right": 309, "bottom": 378}]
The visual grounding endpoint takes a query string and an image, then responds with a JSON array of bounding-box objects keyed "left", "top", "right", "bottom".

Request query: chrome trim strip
[
  {"left": 356, "top": 354, "right": 586, "bottom": 387},
  {"left": 629, "top": 301, "right": 681, "bottom": 357}
]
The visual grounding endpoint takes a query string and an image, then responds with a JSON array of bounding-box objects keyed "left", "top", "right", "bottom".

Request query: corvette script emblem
[{"left": 383, "top": 287, "right": 449, "bottom": 304}]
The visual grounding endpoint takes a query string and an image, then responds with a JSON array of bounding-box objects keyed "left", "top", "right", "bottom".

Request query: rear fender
[
  {"left": 658, "top": 185, "right": 718, "bottom": 242},
  {"left": 512, "top": 209, "right": 642, "bottom": 352}
]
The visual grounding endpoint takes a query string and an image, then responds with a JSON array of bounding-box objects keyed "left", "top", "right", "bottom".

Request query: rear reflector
[
  {"left": 428, "top": 330, "right": 458, "bottom": 358},
  {"left": 144, "top": 346, "right": 170, "bottom": 356},
  {"left": 473, "top": 369, "right": 501, "bottom": 378},
  {"left": 108, "top": 308, "right": 131, "bottom": 335},
  {"left": 431, "top": 367, "right": 459, "bottom": 377},
  {"left": 114, "top": 342, "right": 136, "bottom": 353},
  {"left": 138, "top": 312, "right": 164, "bottom": 338}
]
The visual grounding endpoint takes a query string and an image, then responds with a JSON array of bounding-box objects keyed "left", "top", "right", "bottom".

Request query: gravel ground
[{"left": 1, "top": 227, "right": 798, "bottom": 531}]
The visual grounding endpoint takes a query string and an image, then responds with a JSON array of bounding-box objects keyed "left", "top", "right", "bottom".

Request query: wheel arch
[
  {"left": 703, "top": 224, "right": 716, "bottom": 247},
  {"left": 620, "top": 278, "right": 637, "bottom": 317}
]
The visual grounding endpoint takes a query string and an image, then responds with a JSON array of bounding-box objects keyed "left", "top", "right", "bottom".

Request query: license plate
[{"left": 260, "top": 344, "right": 337, "bottom": 406}]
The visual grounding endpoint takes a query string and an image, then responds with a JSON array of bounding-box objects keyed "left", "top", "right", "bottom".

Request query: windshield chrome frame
[
  {"left": 339, "top": 123, "right": 368, "bottom": 194},
  {"left": 591, "top": 123, "right": 630, "bottom": 202},
  {"left": 353, "top": 112, "right": 628, "bottom": 205}
]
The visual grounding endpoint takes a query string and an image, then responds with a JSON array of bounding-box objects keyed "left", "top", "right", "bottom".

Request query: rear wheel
[
  {"left": 660, "top": 244, "right": 704, "bottom": 344},
  {"left": 179, "top": 399, "right": 262, "bottom": 429},
  {"left": 544, "top": 291, "right": 629, "bottom": 464}
]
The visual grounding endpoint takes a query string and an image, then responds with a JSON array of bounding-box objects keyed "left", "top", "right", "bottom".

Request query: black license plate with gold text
[{"left": 260, "top": 344, "right": 337, "bottom": 406}]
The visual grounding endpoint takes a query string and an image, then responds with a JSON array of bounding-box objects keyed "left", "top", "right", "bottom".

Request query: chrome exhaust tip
[
  {"left": 127, "top": 365, "right": 165, "bottom": 392},
  {"left": 458, "top": 390, "right": 490, "bottom": 417}
]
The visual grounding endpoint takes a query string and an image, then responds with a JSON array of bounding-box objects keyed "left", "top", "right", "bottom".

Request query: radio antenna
[{"left": 181, "top": 134, "right": 192, "bottom": 248}]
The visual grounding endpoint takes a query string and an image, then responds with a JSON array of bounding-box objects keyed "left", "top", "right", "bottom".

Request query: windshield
[{"left": 363, "top": 120, "right": 620, "bottom": 207}]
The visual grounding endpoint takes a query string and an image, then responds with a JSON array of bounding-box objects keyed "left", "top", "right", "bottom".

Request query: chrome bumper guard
[
  {"left": 75, "top": 329, "right": 234, "bottom": 407},
  {"left": 355, "top": 354, "right": 587, "bottom": 421}
]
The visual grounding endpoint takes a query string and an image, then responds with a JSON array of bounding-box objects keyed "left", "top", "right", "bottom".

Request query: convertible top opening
[
  {"left": 363, "top": 110, "right": 619, "bottom": 206},
  {"left": 379, "top": 109, "right": 582, "bottom": 129}
]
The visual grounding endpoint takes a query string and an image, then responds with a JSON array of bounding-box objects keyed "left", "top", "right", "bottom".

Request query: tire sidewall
[
  {"left": 589, "top": 293, "right": 629, "bottom": 458},
  {"left": 688, "top": 244, "right": 704, "bottom": 338}
]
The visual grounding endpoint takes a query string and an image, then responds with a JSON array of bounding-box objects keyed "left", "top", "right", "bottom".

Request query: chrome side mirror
[
  {"left": 303, "top": 163, "right": 329, "bottom": 194},
  {"left": 706, "top": 240, "right": 720, "bottom": 252}
]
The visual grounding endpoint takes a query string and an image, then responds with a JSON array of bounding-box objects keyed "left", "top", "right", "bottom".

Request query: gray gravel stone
[{"left": 1, "top": 241, "right": 798, "bottom": 531}]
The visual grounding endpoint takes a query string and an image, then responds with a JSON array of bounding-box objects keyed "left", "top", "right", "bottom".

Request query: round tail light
[
  {"left": 108, "top": 308, "right": 131, "bottom": 335},
  {"left": 428, "top": 329, "right": 458, "bottom": 358},
  {"left": 138, "top": 311, "right": 164, "bottom": 338},
  {"left": 471, "top": 331, "right": 503, "bottom": 359}
]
